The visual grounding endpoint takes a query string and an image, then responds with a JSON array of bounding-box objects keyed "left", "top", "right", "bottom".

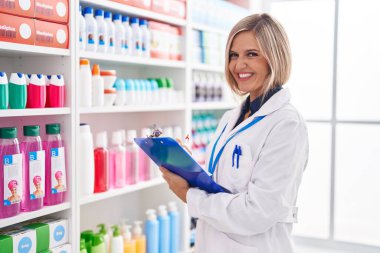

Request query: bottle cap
[
  {"left": 127, "top": 130, "right": 137, "bottom": 143},
  {"left": 132, "top": 221, "right": 143, "bottom": 235},
  {"left": 95, "top": 9, "right": 104, "bottom": 17},
  {"left": 9, "top": 72, "right": 26, "bottom": 85},
  {"left": 84, "top": 7, "right": 93, "bottom": 15},
  {"left": 96, "top": 131, "right": 107, "bottom": 148},
  {"left": 119, "top": 129, "right": 126, "bottom": 144},
  {"left": 112, "top": 225, "right": 121, "bottom": 237},
  {"left": 141, "top": 128, "right": 150, "bottom": 138},
  {"left": 80, "top": 123, "right": 91, "bottom": 133},
  {"left": 166, "top": 78, "right": 174, "bottom": 89},
  {"left": 80, "top": 230, "right": 94, "bottom": 243},
  {"left": 100, "top": 70, "right": 116, "bottom": 76},
  {"left": 139, "top": 19, "right": 148, "bottom": 26},
  {"left": 49, "top": 75, "right": 65, "bottom": 87},
  {"left": 124, "top": 79, "right": 134, "bottom": 91},
  {"left": 29, "top": 74, "right": 46, "bottom": 86},
  {"left": 92, "top": 64, "right": 101, "bottom": 76},
  {"left": 146, "top": 209, "right": 157, "bottom": 220},
  {"left": 113, "top": 13, "right": 121, "bottom": 21},
  {"left": 91, "top": 233, "right": 104, "bottom": 247},
  {"left": 123, "top": 225, "right": 132, "bottom": 240},
  {"left": 0, "top": 127, "right": 17, "bottom": 139},
  {"left": 80, "top": 59, "right": 90, "bottom": 66},
  {"left": 104, "top": 11, "right": 112, "bottom": 19},
  {"left": 122, "top": 16, "right": 129, "bottom": 23},
  {"left": 168, "top": 201, "right": 178, "bottom": 212},
  {"left": 46, "top": 123, "right": 60, "bottom": 134},
  {"left": 97, "top": 224, "right": 107, "bottom": 235},
  {"left": 158, "top": 205, "right": 168, "bottom": 216},
  {"left": 130, "top": 17, "right": 139, "bottom": 24},
  {"left": 23, "top": 125, "right": 40, "bottom": 137},
  {"left": 0, "top": 72, "right": 8, "bottom": 84},
  {"left": 114, "top": 78, "right": 125, "bottom": 91},
  {"left": 112, "top": 130, "right": 121, "bottom": 145},
  {"left": 156, "top": 78, "right": 167, "bottom": 89}
]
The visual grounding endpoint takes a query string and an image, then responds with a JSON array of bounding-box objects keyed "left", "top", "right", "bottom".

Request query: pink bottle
[
  {"left": 94, "top": 132, "right": 109, "bottom": 193},
  {"left": 27, "top": 74, "right": 46, "bottom": 108},
  {"left": 0, "top": 127, "right": 22, "bottom": 218},
  {"left": 47, "top": 75, "right": 65, "bottom": 108},
  {"left": 138, "top": 128, "right": 151, "bottom": 182},
  {"left": 125, "top": 130, "right": 138, "bottom": 185},
  {"left": 43, "top": 123, "right": 66, "bottom": 206},
  {"left": 109, "top": 131, "right": 126, "bottom": 188},
  {"left": 21, "top": 125, "right": 44, "bottom": 212}
]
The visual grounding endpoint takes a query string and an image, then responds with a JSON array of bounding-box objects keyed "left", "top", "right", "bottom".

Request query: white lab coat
[{"left": 187, "top": 88, "right": 309, "bottom": 253}]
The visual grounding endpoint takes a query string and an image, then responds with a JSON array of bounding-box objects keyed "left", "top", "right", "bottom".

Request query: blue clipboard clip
[{"left": 134, "top": 137, "right": 230, "bottom": 194}]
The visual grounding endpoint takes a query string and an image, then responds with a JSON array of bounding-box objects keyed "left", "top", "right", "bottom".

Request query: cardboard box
[
  {"left": 34, "top": 19, "right": 69, "bottom": 49},
  {"left": 168, "top": 0, "right": 186, "bottom": 19},
  {"left": 50, "top": 243, "right": 71, "bottom": 253},
  {"left": 0, "top": 228, "right": 37, "bottom": 253},
  {"left": 111, "top": 0, "right": 151, "bottom": 10},
  {"left": 151, "top": 0, "right": 170, "bottom": 14},
  {"left": 0, "top": 13, "right": 35, "bottom": 45},
  {"left": 34, "top": 0, "right": 69, "bottom": 24},
  {"left": 0, "top": 0, "right": 35, "bottom": 18}
]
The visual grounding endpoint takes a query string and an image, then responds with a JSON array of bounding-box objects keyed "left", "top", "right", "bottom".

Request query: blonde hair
[{"left": 225, "top": 13, "right": 291, "bottom": 97}]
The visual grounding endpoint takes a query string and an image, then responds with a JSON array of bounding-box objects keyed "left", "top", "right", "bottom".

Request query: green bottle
[
  {"left": 80, "top": 238, "right": 88, "bottom": 253},
  {"left": 0, "top": 72, "right": 8, "bottom": 109},
  {"left": 81, "top": 230, "right": 94, "bottom": 253},
  {"left": 91, "top": 233, "right": 106, "bottom": 253},
  {"left": 97, "top": 224, "right": 110, "bottom": 251},
  {"left": 9, "top": 73, "right": 27, "bottom": 109}
]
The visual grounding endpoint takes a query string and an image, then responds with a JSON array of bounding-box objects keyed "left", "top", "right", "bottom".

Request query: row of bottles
[
  {"left": 0, "top": 72, "right": 65, "bottom": 110},
  {"left": 80, "top": 202, "right": 180, "bottom": 253},
  {"left": 80, "top": 6, "right": 150, "bottom": 58},
  {"left": 192, "top": 71, "right": 225, "bottom": 102},
  {"left": 79, "top": 125, "right": 183, "bottom": 196},
  {"left": 0, "top": 124, "right": 66, "bottom": 219},
  {"left": 192, "top": 30, "right": 227, "bottom": 66}
]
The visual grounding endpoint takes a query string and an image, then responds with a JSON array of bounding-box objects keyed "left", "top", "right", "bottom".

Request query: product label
[
  {"left": 29, "top": 150, "right": 45, "bottom": 200},
  {"left": 98, "top": 32, "right": 105, "bottom": 45},
  {"left": 51, "top": 147, "right": 66, "bottom": 194},
  {"left": 3, "top": 154, "right": 22, "bottom": 206},
  {"left": 87, "top": 32, "right": 94, "bottom": 45},
  {"left": 109, "top": 36, "right": 114, "bottom": 47}
]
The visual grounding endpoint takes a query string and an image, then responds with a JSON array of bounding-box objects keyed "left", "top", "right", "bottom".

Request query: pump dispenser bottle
[
  {"left": 121, "top": 223, "right": 136, "bottom": 253},
  {"left": 92, "top": 233, "right": 107, "bottom": 253},
  {"left": 110, "top": 225, "right": 124, "bottom": 253},
  {"left": 133, "top": 221, "right": 146, "bottom": 253},
  {"left": 145, "top": 209, "right": 159, "bottom": 253},
  {"left": 97, "top": 224, "right": 110, "bottom": 252}
]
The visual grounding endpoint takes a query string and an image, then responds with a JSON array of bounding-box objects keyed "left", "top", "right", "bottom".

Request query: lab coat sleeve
[{"left": 186, "top": 116, "right": 309, "bottom": 236}]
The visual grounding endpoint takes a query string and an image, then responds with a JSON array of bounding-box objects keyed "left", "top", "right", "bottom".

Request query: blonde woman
[{"left": 161, "top": 13, "right": 309, "bottom": 253}]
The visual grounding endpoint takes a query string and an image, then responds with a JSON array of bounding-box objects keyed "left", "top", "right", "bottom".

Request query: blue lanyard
[{"left": 208, "top": 116, "right": 266, "bottom": 175}]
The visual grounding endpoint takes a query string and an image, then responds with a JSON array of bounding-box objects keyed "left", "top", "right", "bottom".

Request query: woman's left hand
[{"left": 160, "top": 166, "right": 190, "bottom": 203}]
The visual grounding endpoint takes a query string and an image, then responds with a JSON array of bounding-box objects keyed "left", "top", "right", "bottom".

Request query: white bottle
[
  {"left": 91, "top": 64, "right": 104, "bottom": 107},
  {"left": 104, "top": 11, "right": 115, "bottom": 54},
  {"left": 79, "top": 5, "right": 86, "bottom": 51},
  {"left": 114, "top": 79, "right": 126, "bottom": 106},
  {"left": 83, "top": 7, "right": 97, "bottom": 52},
  {"left": 122, "top": 16, "right": 133, "bottom": 56},
  {"left": 110, "top": 225, "right": 124, "bottom": 253},
  {"left": 139, "top": 19, "right": 151, "bottom": 58},
  {"left": 79, "top": 59, "right": 92, "bottom": 107},
  {"left": 95, "top": 9, "right": 108, "bottom": 53},
  {"left": 125, "top": 79, "right": 136, "bottom": 106},
  {"left": 130, "top": 17, "right": 142, "bottom": 57},
  {"left": 113, "top": 13, "right": 125, "bottom": 55},
  {"left": 79, "top": 124, "right": 95, "bottom": 196}
]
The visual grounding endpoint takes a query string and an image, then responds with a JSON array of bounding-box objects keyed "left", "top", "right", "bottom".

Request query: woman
[{"left": 161, "top": 13, "right": 309, "bottom": 252}]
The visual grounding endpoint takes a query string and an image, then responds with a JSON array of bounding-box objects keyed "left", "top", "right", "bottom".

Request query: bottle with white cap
[
  {"left": 168, "top": 202, "right": 180, "bottom": 253},
  {"left": 138, "top": 128, "right": 151, "bottom": 181},
  {"left": 83, "top": 7, "right": 97, "bottom": 52},
  {"left": 94, "top": 131, "right": 109, "bottom": 193},
  {"left": 27, "top": 74, "right": 46, "bottom": 108},
  {"left": 46, "top": 75, "right": 65, "bottom": 108},
  {"left": 121, "top": 221, "right": 136, "bottom": 253},
  {"left": 79, "top": 5, "right": 86, "bottom": 50},
  {"left": 139, "top": 19, "right": 150, "bottom": 58},
  {"left": 109, "top": 130, "right": 126, "bottom": 188},
  {"left": 130, "top": 17, "right": 142, "bottom": 57},
  {"left": 122, "top": 16, "right": 133, "bottom": 56},
  {"left": 92, "top": 64, "right": 104, "bottom": 107},
  {"left": 157, "top": 205, "right": 170, "bottom": 253},
  {"left": 104, "top": 11, "right": 115, "bottom": 54},
  {"left": 132, "top": 221, "right": 146, "bottom": 253},
  {"left": 79, "top": 124, "right": 95, "bottom": 196},
  {"left": 145, "top": 209, "right": 159, "bottom": 253},
  {"left": 95, "top": 9, "right": 108, "bottom": 53},
  {"left": 125, "top": 130, "right": 138, "bottom": 184},
  {"left": 9, "top": 73, "right": 27, "bottom": 109},
  {"left": 0, "top": 72, "right": 8, "bottom": 110},
  {"left": 113, "top": 13, "right": 125, "bottom": 55}
]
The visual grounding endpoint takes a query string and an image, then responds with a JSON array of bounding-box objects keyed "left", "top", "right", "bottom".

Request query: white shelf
[
  {"left": 0, "top": 42, "right": 70, "bottom": 57},
  {"left": 80, "top": 51, "right": 186, "bottom": 69},
  {"left": 80, "top": 104, "right": 186, "bottom": 114},
  {"left": 80, "top": 0, "right": 186, "bottom": 27},
  {"left": 0, "top": 203, "right": 71, "bottom": 228},
  {"left": 80, "top": 177, "right": 166, "bottom": 205},
  {"left": 191, "top": 102, "right": 236, "bottom": 111},
  {"left": 191, "top": 23, "right": 229, "bottom": 36},
  {"left": 192, "top": 64, "right": 224, "bottom": 73},
  {"left": 0, "top": 108, "right": 71, "bottom": 117}
]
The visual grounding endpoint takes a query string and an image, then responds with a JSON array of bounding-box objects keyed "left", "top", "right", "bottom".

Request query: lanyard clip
[{"left": 232, "top": 145, "right": 242, "bottom": 169}]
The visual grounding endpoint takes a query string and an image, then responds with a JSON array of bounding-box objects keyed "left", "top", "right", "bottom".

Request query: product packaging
[
  {"left": 34, "top": 19, "right": 69, "bottom": 49},
  {"left": 34, "top": 0, "right": 69, "bottom": 24},
  {"left": 0, "top": 14, "right": 35, "bottom": 45}
]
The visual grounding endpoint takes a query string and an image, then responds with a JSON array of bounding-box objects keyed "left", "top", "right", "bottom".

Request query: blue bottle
[
  {"left": 145, "top": 209, "right": 159, "bottom": 253},
  {"left": 158, "top": 205, "right": 170, "bottom": 253},
  {"left": 168, "top": 202, "right": 180, "bottom": 253}
]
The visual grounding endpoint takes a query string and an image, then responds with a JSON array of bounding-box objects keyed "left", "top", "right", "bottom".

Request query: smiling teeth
[{"left": 238, "top": 73, "right": 253, "bottom": 78}]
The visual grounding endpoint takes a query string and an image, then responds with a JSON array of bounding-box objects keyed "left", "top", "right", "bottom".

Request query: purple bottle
[
  {"left": 0, "top": 127, "right": 22, "bottom": 218},
  {"left": 43, "top": 123, "right": 66, "bottom": 206},
  {"left": 21, "top": 125, "right": 45, "bottom": 212}
]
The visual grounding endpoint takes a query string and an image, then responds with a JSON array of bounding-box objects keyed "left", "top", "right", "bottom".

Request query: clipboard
[{"left": 134, "top": 137, "right": 230, "bottom": 193}]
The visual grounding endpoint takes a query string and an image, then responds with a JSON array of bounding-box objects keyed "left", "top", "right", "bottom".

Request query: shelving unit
[
  {"left": 190, "top": 23, "right": 229, "bottom": 36},
  {"left": 0, "top": 108, "right": 71, "bottom": 117},
  {"left": 191, "top": 102, "right": 236, "bottom": 111},
  {"left": 191, "top": 63, "right": 224, "bottom": 73},
  {"left": 0, "top": 42, "right": 70, "bottom": 57},
  {"left": 80, "top": 104, "right": 186, "bottom": 114}
]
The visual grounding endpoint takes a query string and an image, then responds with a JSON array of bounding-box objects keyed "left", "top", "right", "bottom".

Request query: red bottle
[
  {"left": 94, "top": 132, "right": 109, "bottom": 193},
  {"left": 27, "top": 74, "right": 46, "bottom": 108},
  {"left": 46, "top": 75, "right": 65, "bottom": 107}
]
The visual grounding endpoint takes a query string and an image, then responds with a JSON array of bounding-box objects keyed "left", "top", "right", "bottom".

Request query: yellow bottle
[
  {"left": 123, "top": 224, "right": 136, "bottom": 253},
  {"left": 132, "top": 221, "right": 146, "bottom": 253}
]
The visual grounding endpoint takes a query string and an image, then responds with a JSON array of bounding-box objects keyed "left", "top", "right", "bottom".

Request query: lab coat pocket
[{"left": 227, "top": 143, "right": 253, "bottom": 192}]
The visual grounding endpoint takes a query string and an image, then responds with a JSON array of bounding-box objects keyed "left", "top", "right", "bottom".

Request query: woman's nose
[{"left": 235, "top": 58, "right": 248, "bottom": 70}]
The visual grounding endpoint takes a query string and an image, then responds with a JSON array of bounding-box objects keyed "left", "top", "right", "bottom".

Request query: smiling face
[{"left": 228, "top": 31, "right": 270, "bottom": 100}]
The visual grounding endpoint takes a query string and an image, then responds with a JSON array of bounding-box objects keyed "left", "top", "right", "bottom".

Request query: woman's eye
[
  {"left": 248, "top": 52, "right": 258, "bottom": 57},
  {"left": 229, "top": 52, "right": 238, "bottom": 59}
]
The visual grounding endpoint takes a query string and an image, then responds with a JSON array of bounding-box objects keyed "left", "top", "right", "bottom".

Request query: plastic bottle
[
  {"left": 168, "top": 202, "right": 180, "bottom": 253},
  {"left": 81, "top": 238, "right": 88, "bottom": 253},
  {"left": 130, "top": 17, "right": 142, "bottom": 57},
  {"left": 92, "top": 233, "right": 107, "bottom": 253},
  {"left": 138, "top": 128, "right": 151, "bottom": 182},
  {"left": 81, "top": 230, "right": 95, "bottom": 253},
  {"left": 122, "top": 224, "right": 136, "bottom": 253},
  {"left": 94, "top": 132, "right": 109, "bottom": 193},
  {"left": 122, "top": 16, "right": 133, "bottom": 56},
  {"left": 92, "top": 64, "right": 104, "bottom": 107},
  {"left": 9, "top": 72, "right": 27, "bottom": 109},
  {"left": 114, "top": 78, "right": 126, "bottom": 106},
  {"left": 97, "top": 224, "right": 110, "bottom": 252},
  {"left": 27, "top": 74, "right": 46, "bottom": 108},
  {"left": 145, "top": 209, "right": 159, "bottom": 253},
  {"left": 110, "top": 225, "right": 124, "bottom": 253},
  {"left": 125, "top": 79, "right": 136, "bottom": 106},
  {"left": 80, "top": 59, "right": 92, "bottom": 107},
  {"left": 133, "top": 221, "right": 146, "bottom": 253},
  {"left": 104, "top": 11, "right": 115, "bottom": 54},
  {"left": 139, "top": 19, "right": 150, "bottom": 58},
  {"left": 0, "top": 72, "right": 8, "bottom": 109},
  {"left": 113, "top": 13, "right": 125, "bottom": 55},
  {"left": 95, "top": 9, "right": 108, "bottom": 53},
  {"left": 79, "top": 124, "right": 95, "bottom": 196},
  {"left": 125, "top": 130, "right": 137, "bottom": 184},
  {"left": 84, "top": 7, "right": 98, "bottom": 52},
  {"left": 0, "top": 127, "right": 22, "bottom": 218},
  {"left": 21, "top": 125, "right": 44, "bottom": 212},
  {"left": 46, "top": 74, "right": 65, "bottom": 108},
  {"left": 43, "top": 123, "right": 66, "bottom": 206},
  {"left": 157, "top": 205, "right": 170, "bottom": 253},
  {"left": 79, "top": 5, "right": 86, "bottom": 51},
  {"left": 109, "top": 131, "right": 126, "bottom": 188}
]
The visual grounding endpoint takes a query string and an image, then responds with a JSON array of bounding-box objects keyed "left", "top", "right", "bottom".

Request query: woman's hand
[{"left": 160, "top": 166, "right": 190, "bottom": 203}]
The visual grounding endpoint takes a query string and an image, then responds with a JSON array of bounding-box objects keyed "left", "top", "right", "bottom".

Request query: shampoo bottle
[
  {"left": 157, "top": 205, "right": 170, "bottom": 253},
  {"left": 133, "top": 221, "right": 146, "bottom": 253},
  {"left": 168, "top": 202, "right": 180, "bottom": 253},
  {"left": 27, "top": 74, "right": 46, "bottom": 108},
  {"left": 92, "top": 233, "right": 107, "bottom": 253},
  {"left": 94, "top": 132, "right": 109, "bottom": 193},
  {"left": 110, "top": 225, "right": 124, "bottom": 253},
  {"left": 79, "top": 123, "right": 95, "bottom": 196},
  {"left": 9, "top": 72, "right": 27, "bottom": 109},
  {"left": 122, "top": 223, "right": 136, "bottom": 253},
  {"left": 145, "top": 209, "right": 159, "bottom": 253},
  {"left": 98, "top": 223, "right": 110, "bottom": 253},
  {"left": 109, "top": 131, "right": 126, "bottom": 188},
  {"left": 125, "top": 130, "right": 137, "bottom": 184},
  {"left": 0, "top": 71, "right": 8, "bottom": 109},
  {"left": 81, "top": 238, "right": 88, "bottom": 253}
]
